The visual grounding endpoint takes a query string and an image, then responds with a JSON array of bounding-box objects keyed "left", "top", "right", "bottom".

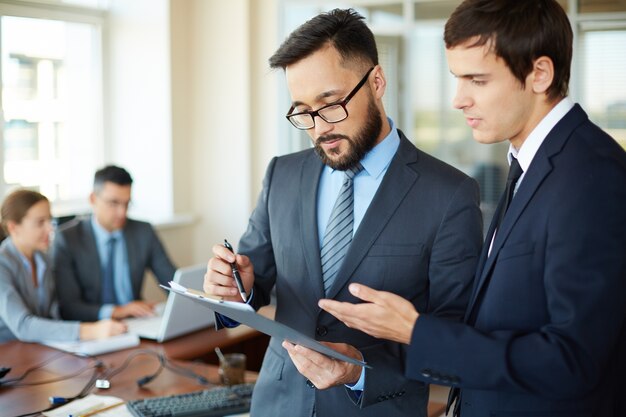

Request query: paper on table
[
  {"left": 43, "top": 394, "right": 130, "bottom": 417},
  {"left": 41, "top": 332, "right": 140, "bottom": 356},
  {"left": 161, "top": 282, "right": 369, "bottom": 368}
]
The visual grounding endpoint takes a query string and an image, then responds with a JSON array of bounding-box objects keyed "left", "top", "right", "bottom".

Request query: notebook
[
  {"left": 42, "top": 332, "right": 140, "bottom": 355},
  {"left": 125, "top": 264, "right": 215, "bottom": 342}
]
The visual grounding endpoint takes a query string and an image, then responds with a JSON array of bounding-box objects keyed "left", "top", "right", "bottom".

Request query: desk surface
[
  {"left": 140, "top": 322, "right": 261, "bottom": 360},
  {"left": 0, "top": 341, "right": 256, "bottom": 417}
]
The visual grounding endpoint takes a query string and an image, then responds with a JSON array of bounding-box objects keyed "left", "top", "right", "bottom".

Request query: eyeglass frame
[{"left": 285, "top": 66, "right": 375, "bottom": 130}]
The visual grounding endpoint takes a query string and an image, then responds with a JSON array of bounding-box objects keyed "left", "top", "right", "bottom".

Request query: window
[
  {"left": 280, "top": 0, "right": 626, "bottom": 229},
  {"left": 578, "top": 27, "right": 626, "bottom": 148},
  {"left": 0, "top": 2, "right": 104, "bottom": 213}
]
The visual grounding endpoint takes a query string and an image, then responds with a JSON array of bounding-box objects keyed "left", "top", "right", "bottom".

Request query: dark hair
[
  {"left": 93, "top": 165, "right": 133, "bottom": 193},
  {"left": 269, "top": 8, "right": 378, "bottom": 71},
  {"left": 1, "top": 189, "right": 48, "bottom": 235},
  {"left": 444, "top": 0, "right": 572, "bottom": 101}
]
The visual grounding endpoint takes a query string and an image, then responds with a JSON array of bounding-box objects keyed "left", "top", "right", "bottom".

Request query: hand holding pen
[{"left": 223, "top": 239, "right": 248, "bottom": 302}]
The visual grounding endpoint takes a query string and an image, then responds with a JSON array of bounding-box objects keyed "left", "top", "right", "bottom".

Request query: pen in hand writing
[{"left": 223, "top": 239, "right": 247, "bottom": 302}]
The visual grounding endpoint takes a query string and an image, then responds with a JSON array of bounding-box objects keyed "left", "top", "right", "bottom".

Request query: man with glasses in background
[
  {"left": 53, "top": 165, "right": 176, "bottom": 321},
  {"left": 203, "top": 9, "right": 482, "bottom": 417}
]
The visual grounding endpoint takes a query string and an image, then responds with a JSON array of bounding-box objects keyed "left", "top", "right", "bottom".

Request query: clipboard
[{"left": 161, "top": 282, "right": 369, "bottom": 368}]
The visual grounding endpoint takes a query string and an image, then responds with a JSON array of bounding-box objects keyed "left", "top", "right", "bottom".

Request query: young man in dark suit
[
  {"left": 203, "top": 8, "right": 483, "bottom": 417},
  {"left": 321, "top": 1, "right": 626, "bottom": 416},
  {"left": 53, "top": 165, "right": 176, "bottom": 321}
]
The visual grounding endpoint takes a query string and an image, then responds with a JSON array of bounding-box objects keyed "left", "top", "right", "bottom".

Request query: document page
[{"left": 41, "top": 333, "right": 140, "bottom": 356}]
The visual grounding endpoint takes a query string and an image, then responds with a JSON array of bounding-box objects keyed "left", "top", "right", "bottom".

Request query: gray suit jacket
[
  {"left": 52, "top": 217, "right": 176, "bottom": 321},
  {"left": 0, "top": 238, "right": 79, "bottom": 343},
  {"left": 241, "top": 132, "right": 483, "bottom": 417}
]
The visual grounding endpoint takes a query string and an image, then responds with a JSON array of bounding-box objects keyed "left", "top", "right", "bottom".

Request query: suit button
[
  {"left": 316, "top": 326, "right": 328, "bottom": 336},
  {"left": 421, "top": 369, "right": 432, "bottom": 378}
]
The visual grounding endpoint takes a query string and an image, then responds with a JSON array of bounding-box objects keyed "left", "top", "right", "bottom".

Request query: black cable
[
  {"left": 11, "top": 359, "right": 106, "bottom": 417},
  {"left": 0, "top": 350, "right": 66, "bottom": 386},
  {"left": 11, "top": 349, "right": 210, "bottom": 417},
  {"left": 163, "top": 359, "right": 210, "bottom": 385},
  {"left": 101, "top": 349, "right": 210, "bottom": 387}
]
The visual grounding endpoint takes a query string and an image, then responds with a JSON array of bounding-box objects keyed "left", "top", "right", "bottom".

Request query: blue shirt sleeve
[
  {"left": 98, "top": 304, "right": 114, "bottom": 319},
  {"left": 215, "top": 288, "right": 255, "bottom": 328}
]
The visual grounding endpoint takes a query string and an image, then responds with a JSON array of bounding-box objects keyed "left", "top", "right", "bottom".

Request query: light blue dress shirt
[
  {"left": 317, "top": 119, "right": 400, "bottom": 393},
  {"left": 220, "top": 119, "right": 400, "bottom": 393},
  {"left": 91, "top": 216, "right": 133, "bottom": 319},
  {"left": 17, "top": 250, "right": 47, "bottom": 307},
  {"left": 317, "top": 119, "right": 400, "bottom": 244}
]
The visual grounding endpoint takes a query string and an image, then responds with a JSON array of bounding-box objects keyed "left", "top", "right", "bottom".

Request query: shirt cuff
[
  {"left": 215, "top": 288, "right": 254, "bottom": 328},
  {"left": 98, "top": 304, "right": 114, "bottom": 320},
  {"left": 346, "top": 366, "right": 365, "bottom": 391}
]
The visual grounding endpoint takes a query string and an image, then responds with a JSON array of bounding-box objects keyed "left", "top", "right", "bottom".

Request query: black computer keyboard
[{"left": 126, "top": 382, "right": 254, "bottom": 417}]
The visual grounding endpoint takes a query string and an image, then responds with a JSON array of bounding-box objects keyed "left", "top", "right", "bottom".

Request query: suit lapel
[
  {"left": 465, "top": 104, "right": 587, "bottom": 319},
  {"left": 81, "top": 219, "right": 103, "bottom": 297},
  {"left": 326, "top": 133, "right": 419, "bottom": 298},
  {"left": 299, "top": 152, "right": 326, "bottom": 301}
]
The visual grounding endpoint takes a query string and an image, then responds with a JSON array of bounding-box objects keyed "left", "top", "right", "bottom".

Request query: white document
[
  {"left": 162, "top": 282, "right": 369, "bottom": 368},
  {"left": 41, "top": 332, "right": 140, "bottom": 356},
  {"left": 43, "top": 394, "right": 130, "bottom": 417}
]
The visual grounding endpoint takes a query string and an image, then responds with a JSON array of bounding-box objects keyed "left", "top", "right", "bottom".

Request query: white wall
[
  {"left": 104, "top": 0, "right": 280, "bottom": 268},
  {"left": 169, "top": 0, "right": 280, "bottom": 264},
  {"left": 106, "top": 0, "right": 173, "bottom": 222}
]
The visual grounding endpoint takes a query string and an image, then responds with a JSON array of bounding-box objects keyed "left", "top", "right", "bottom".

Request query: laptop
[{"left": 125, "top": 264, "right": 215, "bottom": 342}]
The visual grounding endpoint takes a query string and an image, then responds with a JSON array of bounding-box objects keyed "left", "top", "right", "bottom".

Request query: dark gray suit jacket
[
  {"left": 241, "top": 131, "right": 483, "bottom": 417},
  {"left": 52, "top": 217, "right": 176, "bottom": 321}
]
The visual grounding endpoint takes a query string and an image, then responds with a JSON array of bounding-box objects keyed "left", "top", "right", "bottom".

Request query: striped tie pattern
[{"left": 321, "top": 164, "right": 363, "bottom": 295}]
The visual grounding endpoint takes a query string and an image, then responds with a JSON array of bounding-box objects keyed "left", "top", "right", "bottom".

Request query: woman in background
[{"left": 0, "top": 189, "right": 126, "bottom": 343}]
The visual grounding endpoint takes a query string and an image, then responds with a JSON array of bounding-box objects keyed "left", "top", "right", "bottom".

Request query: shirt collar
[
  {"left": 15, "top": 244, "right": 46, "bottom": 285},
  {"left": 508, "top": 97, "right": 575, "bottom": 169},
  {"left": 329, "top": 117, "right": 400, "bottom": 179},
  {"left": 91, "top": 215, "right": 123, "bottom": 245}
]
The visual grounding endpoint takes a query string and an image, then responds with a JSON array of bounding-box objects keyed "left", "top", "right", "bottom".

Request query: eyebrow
[
  {"left": 449, "top": 70, "right": 490, "bottom": 79},
  {"left": 291, "top": 89, "right": 344, "bottom": 108}
]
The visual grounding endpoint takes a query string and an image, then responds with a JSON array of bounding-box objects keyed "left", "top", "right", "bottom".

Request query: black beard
[{"left": 314, "top": 99, "right": 382, "bottom": 171}]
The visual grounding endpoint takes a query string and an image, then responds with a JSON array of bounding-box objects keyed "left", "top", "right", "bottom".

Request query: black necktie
[
  {"left": 495, "top": 156, "right": 523, "bottom": 230},
  {"left": 101, "top": 237, "right": 118, "bottom": 304}
]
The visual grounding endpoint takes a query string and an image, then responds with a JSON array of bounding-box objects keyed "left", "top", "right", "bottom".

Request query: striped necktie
[
  {"left": 321, "top": 164, "right": 363, "bottom": 295},
  {"left": 101, "top": 236, "right": 118, "bottom": 304}
]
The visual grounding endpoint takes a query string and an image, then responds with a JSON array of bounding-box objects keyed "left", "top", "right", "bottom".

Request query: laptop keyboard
[
  {"left": 125, "top": 316, "right": 162, "bottom": 337},
  {"left": 125, "top": 303, "right": 166, "bottom": 338},
  {"left": 126, "top": 382, "right": 254, "bottom": 417}
]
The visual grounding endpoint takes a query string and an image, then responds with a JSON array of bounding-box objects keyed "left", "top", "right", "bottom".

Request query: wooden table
[{"left": 0, "top": 341, "right": 256, "bottom": 417}]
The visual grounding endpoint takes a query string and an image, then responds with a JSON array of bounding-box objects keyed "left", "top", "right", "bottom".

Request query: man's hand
[
  {"left": 80, "top": 319, "right": 127, "bottom": 340},
  {"left": 203, "top": 244, "right": 255, "bottom": 302},
  {"left": 319, "top": 283, "right": 419, "bottom": 344},
  {"left": 282, "top": 341, "right": 363, "bottom": 389},
  {"left": 111, "top": 300, "right": 156, "bottom": 319}
]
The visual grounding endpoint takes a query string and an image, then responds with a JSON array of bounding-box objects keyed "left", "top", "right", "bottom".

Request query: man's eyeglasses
[
  {"left": 286, "top": 67, "right": 375, "bottom": 130},
  {"left": 99, "top": 196, "right": 132, "bottom": 210}
]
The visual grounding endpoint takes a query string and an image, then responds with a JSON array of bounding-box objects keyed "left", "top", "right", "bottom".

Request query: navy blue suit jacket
[{"left": 406, "top": 104, "right": 626, "bottom": 417}]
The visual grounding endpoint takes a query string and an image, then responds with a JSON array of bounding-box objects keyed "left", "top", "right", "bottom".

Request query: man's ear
[
  {"left": 531, "top": 56, "right": 554, "bottom": 95},
  {"left": 371, "top": 65, "right": 387, "bottom": 99}
]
